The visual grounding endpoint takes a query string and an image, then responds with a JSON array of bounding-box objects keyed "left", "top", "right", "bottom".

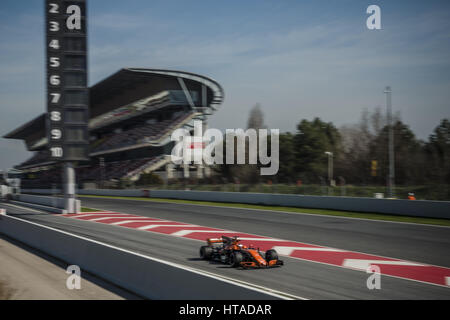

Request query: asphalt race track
[{"left": 2, "top": 197, "right": 450, "bottom": 299}]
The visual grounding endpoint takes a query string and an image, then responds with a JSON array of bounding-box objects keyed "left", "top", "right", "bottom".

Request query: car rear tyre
[
  {"left": 229, "top": 251, "right": 243, "bottom": 268},
  {"left": 200, "top": 246, "right": 213, "bottom": 260},
  {"left": 265, "top": 249, "right": 278, "bottom": 262}
]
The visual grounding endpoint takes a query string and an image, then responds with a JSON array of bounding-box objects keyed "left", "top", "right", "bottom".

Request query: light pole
[
  {"left": 99, "top": 157, "right": 105, "bottom": 189},
  {"left": 384, "top": 86, "right": 395, "bottom": 198},
  {"left": 324, "top": 151, "right": 333, "bottom": 186}
]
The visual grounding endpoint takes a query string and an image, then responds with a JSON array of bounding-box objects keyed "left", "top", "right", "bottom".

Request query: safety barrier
[
  {"left": 147, "top": 190, "right": 450, "bottom": 219},
  {"left": 21, "top": 188, "right": 450, "bottom": 219},
  {"left": 11, "top": 194, "right": 80, "bottom": 214}
]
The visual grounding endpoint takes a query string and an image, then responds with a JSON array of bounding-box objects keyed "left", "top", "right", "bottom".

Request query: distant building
[{"left": 3, "top": 68, "right": 224, "bottom": 189}]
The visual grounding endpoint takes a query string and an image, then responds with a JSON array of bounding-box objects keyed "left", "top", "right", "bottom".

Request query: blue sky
[{"left": 0, "top": 0, "right": 449, "bottom": 168}]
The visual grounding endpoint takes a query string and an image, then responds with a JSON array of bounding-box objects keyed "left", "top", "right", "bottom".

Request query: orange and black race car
[{"left": 199, "top": 236, "right": 284, "bottom": 268}]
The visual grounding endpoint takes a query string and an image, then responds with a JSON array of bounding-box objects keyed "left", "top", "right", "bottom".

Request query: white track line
[
  {"left": 342, "top": 259, "right": 426, "bottom": 271},
  {"left": 88, "top": 216, "right": 161, "bottom": 222},
  {"left": 138, "top": 224, "right": 199, "bottom": 230},
  {"left": 235, "top": 237, "right": 285, "bottom": 241},
  {"left": 79, "top": 211, "right": 114, "bottom": 214},
  {"left": 2, "top": 202, "right": 46, "bottom": 214},
  {"left": 111, "top": 219, "right": 171, "bottom": 226},
  {"left": 273, "top": 246, "right": 348, "bottom": 256},
  {"left": 70, "top": 213, "right": 128, "bottom": 219},
  {"left": 171, "top": 230, "right": 236, "bottom": 237}
]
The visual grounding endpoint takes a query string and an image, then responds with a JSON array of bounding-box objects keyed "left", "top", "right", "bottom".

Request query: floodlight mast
[{"left": 324, "top": 151, "right": 333, "bottom": 185}]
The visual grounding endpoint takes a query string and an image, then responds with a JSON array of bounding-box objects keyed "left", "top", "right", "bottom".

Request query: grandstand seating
[
  {"left": 8, "top": 68, "right": 224, "bottom": 189},
  {"left": 20, "top": 157, "right": 158, "bottom": 188},
  {"left": 78, "top": 157, "right": 156, "bottom": 181},
  {"left": 20, "top": 166, "right": 62, "bottom": 189},
  {"left": 18, "top": 151, "right": 52, "bottom": 168},
  {"left": 91, "top": 111, "right": 194, "bottom": 154},
  {"left": 18, "top": 110, "right": 193, "bottom": 170},
  {"left": 16, "top": 94, "right": 204, "bottom": 187},
  {"left": 124, "top": 155, "right": 167, "bottom": 179},
  {"left": 17, "top": 108, "right": 188, "bottom": 186},
  {"left": 88, "top": 90, "right": 195, "bottom": 130}
]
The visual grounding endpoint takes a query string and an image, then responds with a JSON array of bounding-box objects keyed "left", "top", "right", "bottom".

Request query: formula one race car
[{"left": 199, "top": 236, "right": 284, "bottom": 268}]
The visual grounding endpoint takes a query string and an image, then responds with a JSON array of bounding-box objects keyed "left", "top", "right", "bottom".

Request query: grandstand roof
[
  {"left": 90, "top": 68, "right": 224, "bottom": 118},
  {"left": 3, "top": 68, "right": 224, "bottom": 141},
  {"left": 3, "top": 114, "right": 46, "bottom": 140}
]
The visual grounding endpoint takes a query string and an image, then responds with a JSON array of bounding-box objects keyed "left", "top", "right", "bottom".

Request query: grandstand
[{"left": 3, "top": 68, "right": 224, "bottom": 189}]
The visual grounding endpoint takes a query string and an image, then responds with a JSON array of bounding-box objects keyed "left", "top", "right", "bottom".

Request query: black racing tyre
[
  {"left": 265, "top": 249, "right": 278, "bottom": 262},
  {"left": 200, "top": 246, "right": 213, "bottom": 260},
  {"left": 229, "top": 251, "right": 243, "bottom": 268}
]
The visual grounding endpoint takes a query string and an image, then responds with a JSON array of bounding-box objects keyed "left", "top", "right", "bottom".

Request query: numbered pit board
[{"left": 46, "top": 0, "right": 89, "bottom": 161}]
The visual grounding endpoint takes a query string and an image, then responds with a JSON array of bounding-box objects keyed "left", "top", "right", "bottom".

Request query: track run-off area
[{"left": 3, "top": 196, "right": 450, "bottom": 299}]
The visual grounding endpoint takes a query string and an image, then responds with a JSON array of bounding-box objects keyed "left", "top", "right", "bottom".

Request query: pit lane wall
[
  {"left": 0, "top": 214, "right": 282, "bottom": 299},
  {"left": 10, "top": 194, "right": 81, "bottom": 214},
  {"left": 21, "top": 189, "right": 450, "bottom": 219}
]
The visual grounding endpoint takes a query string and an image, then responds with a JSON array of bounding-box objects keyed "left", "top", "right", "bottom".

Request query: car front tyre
[
  {"left": 229, "top": 251, "right": 243, "bottom": 268},
  {"left": 265, "top": 249, "right": 278, "bottom": 262}
]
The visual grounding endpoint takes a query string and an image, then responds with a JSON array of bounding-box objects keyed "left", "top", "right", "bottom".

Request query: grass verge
[
  {"left": 80, "top": 207, "right": 102, "bottom": 212},
  {"left": 79, "top": 194, "right": 450, "bottom": 227}
]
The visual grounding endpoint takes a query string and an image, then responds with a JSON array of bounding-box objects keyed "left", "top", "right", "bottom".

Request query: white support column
[
  {"left": 204, "top": 166, "right": 211, "bottom": 178},
  {"left": 183, "top": 164, "right": 190, "bottom": 179},
  {"left": 63, "top": 162, "right": 78, "bottom": 213},
  {"left": 384, "top": 86, "right": 395, "bottom": 198},
  {"left": 177, "top": 77, "right": 195, "bottom": 109},
  {"left": 202, "top": 84, "right": 207, "bottom": 108},
  {"left": 196, "top": 165, "right": 204, "bottom": 179},
  {"left": 166, "top": 163, "right": 174, "bottom": 179},
  {"left": 201, "top": 119, "right": 209, "bottom": 178}
]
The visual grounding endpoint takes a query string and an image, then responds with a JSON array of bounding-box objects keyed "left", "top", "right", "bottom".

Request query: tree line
[{"left": 217, "top": 105, "right": 450, "bottom": 188}]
